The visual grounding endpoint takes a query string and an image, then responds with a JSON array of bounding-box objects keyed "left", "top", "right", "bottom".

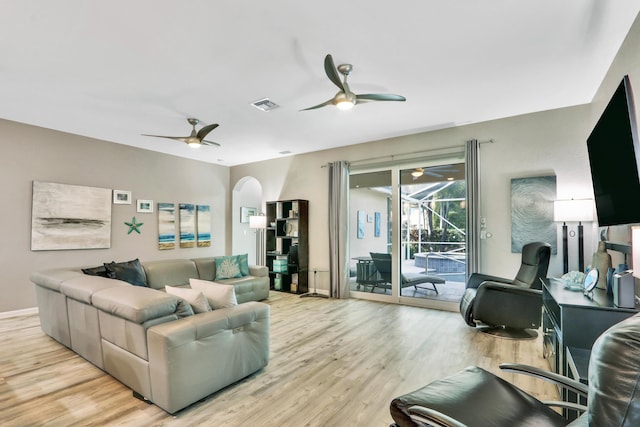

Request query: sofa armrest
[
  {"left": 248, "top": 265, "right": 268, "bottom": 277},
  {"left": 147, "top": 301, "right": 270, "bottom": 414}
]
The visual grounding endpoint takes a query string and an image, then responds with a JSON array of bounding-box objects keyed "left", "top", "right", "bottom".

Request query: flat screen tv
[{"left": 587, "top": 75, "right": 640, "bottom": 227}]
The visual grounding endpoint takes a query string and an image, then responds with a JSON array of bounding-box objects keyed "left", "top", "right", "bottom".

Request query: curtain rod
[{"left": 319, "top": 139, "right": 493, "bottom": 168}]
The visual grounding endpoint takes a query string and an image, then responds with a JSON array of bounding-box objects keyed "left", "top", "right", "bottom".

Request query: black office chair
[
  {"left": 369, "top": 252, "right": 444, "bottom": 295},
  {"left": 390, "top": 312, "right": 640, "bottom": 427},
  {"left": 459, "top": 241, "right": 551, "bottom": 338}
]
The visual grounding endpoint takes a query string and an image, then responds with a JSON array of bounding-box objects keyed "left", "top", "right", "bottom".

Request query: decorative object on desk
[
  {"left": 591, "top": 241, "right": 612, "bottom": 289},
  {"left": 511, "top": 175, "right": 557, "bottom": 255},
  {"left": 125, "top": 217, "right": 143, "bottom": 234},
  {"left": 583, "top": 268, "right": 599, "bottom": 297},
  {"left": 553, "top": 198, "right": 594, "bottom": 273},
  {"left": 613, "top": 270, "right": 636, "bottom": 308},
  {"left": 240, "top": 206, "right": 257, "bottom": 223},
  {"left": 157, "top": 202, "right": 175, "bottom": 250},
  {"left": 179, "top": 203, "right": 195, "bottom": 248},
  {"left": 606, "top": 267, "right": 616, "bottom": 296},
  {"left": 556, "top": 271, "right": 586, "bottom": 291}
]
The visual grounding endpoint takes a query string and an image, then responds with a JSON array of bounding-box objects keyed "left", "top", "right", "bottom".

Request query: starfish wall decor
[{"left": 125, "top": 217, "right": 143, "bottom": 234}]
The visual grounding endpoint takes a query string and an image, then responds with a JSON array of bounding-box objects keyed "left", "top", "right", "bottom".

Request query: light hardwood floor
[{"left": 0, "top": 292, "right": 558, "bottom": 426}]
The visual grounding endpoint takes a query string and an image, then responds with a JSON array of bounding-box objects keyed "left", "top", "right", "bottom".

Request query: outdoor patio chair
[{"left": 369, "top": 252, "right": 445, "bottom": 295}]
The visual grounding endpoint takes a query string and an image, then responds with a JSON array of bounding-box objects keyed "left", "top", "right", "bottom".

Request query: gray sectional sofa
[{"left": 30, "top": 257, "right": 271, "bottom": 414}]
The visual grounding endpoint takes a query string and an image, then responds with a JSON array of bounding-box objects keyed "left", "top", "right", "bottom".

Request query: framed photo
[
  {"left": 113, "top": 190, "right": 132, "bottom": 205},
  {"left": 240, "top": 206, "right": 257, "bottom": 223},
  {"left": 137, "top": 199, "right": 154, "bottom": 213}
]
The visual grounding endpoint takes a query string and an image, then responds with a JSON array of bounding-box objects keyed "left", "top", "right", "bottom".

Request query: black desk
[{"left": 542, "top": 278, "right": 638, "bottom": 419}]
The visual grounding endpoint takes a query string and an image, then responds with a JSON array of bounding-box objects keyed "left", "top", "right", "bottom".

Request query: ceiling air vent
[{"left": 251, "top": 98, "right": 279, "bottom": 112}]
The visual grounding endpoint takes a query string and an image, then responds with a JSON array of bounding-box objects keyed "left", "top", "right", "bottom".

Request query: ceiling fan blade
[
  {"left": 356, "top": 93, "right": 406, "bottom": 102},
  {"left": 196, "top": 123, "right": 219, "bottom": 141},
  {"left": 142, "top": 133, "right": 189, "bottom": 142},
  {"left": 201, "top": 140, "right": 221, "bottom": 147},
  {"left": 324, "top": 54, "right": 345, "bottom": 92},
  {"left": 299, "top": 98, "right": 336, "bottom": 111}
]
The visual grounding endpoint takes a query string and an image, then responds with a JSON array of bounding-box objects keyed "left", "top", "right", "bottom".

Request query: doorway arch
[{"left": 232, "top": 176, "right": 263, "bottom": 264}]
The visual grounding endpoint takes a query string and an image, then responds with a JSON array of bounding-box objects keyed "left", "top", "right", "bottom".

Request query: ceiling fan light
[
  {"left": 336, "top": 99, "right": 355, "bottom": 110},
  {"left": 187, "top": 141, "right": 201, "bottom": 148},
  {"left": 411, "top": 168, "right": 424, "bottom": 178}
]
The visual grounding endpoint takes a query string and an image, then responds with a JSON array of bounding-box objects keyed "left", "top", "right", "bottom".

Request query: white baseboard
[{"left": 0, "top": 307, "right": 39, "bottom": 319}]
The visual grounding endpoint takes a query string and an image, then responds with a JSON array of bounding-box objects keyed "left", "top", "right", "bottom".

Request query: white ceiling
[{"left": 1, "top": 1, "right": 639, "bottom": 166}]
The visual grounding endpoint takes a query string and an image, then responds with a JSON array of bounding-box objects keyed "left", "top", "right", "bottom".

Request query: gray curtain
[
  {"left": 465, "top": 139, "right": 481, "bottom": 279},
  {"left": 328, "top": 161, "right": 350, "bottom": 298}
]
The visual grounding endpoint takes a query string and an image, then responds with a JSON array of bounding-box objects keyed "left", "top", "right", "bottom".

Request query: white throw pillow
[
  {"left": 165, "top": 285, "right": 212, "bottom": 314},
  {"left": 189, "top": 278, "right": 238, "bottom": 309}
]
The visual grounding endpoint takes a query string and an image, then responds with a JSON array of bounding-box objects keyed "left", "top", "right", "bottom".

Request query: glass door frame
[{"left": 349, "top": 157, "right": 465, "bottom": 312}]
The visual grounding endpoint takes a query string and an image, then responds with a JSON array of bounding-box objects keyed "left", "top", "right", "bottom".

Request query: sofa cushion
[
  {"left": 189, "top": 278, "right": 238, "bottom": 309},
  {"left": 165, "top": 285, "right": 212, "bottom": 314},
  {"left": 105, "top": 258, "right": 148, "bottom": 287},
  {"left": 214, "top": 256, "right": 243, "bottom": 280},
  {"left": 142, "top": 259, "right": 199, "bottom": 290},
  {"left": 60, "top": 275, "right": 129, "bottom": 304},
  {"left": 92, "top": 286, "right": 181, "bottom": 323}
]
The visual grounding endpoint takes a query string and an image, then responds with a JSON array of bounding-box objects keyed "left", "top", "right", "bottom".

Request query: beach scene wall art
[
  {"left": 179, "top": 203, "right": 195, "bottom": 248},
  {"left": 31, "top": 181, "right": 112, "bottom": 250},
  {"left": 196, "top": 204, "right": 211, "bottom": 247},
  {"left": 158, "top": 202, "right": 176, "bottom": 250}
]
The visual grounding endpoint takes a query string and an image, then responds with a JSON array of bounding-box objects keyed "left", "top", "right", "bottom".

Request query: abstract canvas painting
[
  {"left": 511, "top": 175, "right": 557, "bottom": 254},
  {"left": 357, "top": 210, "right": 365, "bottom": 239},
  {"left": 31, "top": 181, "right": 112, "bottom": 250},
  {"left": 196, "top": 204, "right": 211, "bottom": 247},
  {"left": 158, "top": 202, "right": 176, "bottom": 250},
  {"left": 179, "top": 203, "right": 196, "bottom": 248}
]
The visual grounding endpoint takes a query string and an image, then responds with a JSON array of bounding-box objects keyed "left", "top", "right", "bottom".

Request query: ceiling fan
[
  {"left": 301, "top": 54, "right": 406, "bottom": 111},
  {"left": 142, "top": 118, "right": 221, "bottom": 147}
]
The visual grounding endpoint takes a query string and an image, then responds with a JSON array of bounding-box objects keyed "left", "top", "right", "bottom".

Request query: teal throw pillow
[
  {"left": 214, "top": 255, "right": 243, "bottom": 280},
  {"left": 236, "top": 253, "right": 250, "bottom": 276}
]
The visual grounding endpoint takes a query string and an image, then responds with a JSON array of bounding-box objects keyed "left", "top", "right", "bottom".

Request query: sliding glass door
[
  {"left": 348, "top": 161, "right": 467, "bottom": 309},
  {"left": 399, "top": 164, "right": 466, "bottom": 305}
]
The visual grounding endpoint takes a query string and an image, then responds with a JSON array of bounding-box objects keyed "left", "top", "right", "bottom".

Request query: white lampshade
[
  {"left": 553, "top": 199, "right": 594, "bottom": 222},
  {"left": 249, "top": 215, "right": 267, "bottom": 229}
]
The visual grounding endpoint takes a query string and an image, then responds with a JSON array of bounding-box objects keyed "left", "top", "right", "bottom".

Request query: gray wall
[
  {"left": 230, "top": 13, "right": 640, "bottom": 293},
  {"left": 1, "top": 120, "right": 228, "bottom": 312},
  {"left": 4, "top": 13, "right": 640, "bottom": 313}
]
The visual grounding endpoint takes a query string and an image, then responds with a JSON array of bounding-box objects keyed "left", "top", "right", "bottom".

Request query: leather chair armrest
[
  {"left": 499, "top": 363, "right": 589, "bottom": 397},
  {"left": 477, "top": 281, "right": 542, "bottom": 298},
  {"left": 407, "top": 405, "right": 468, "bottom": 427},
  {"left": 466, "top": 272, "right": 510, "bottom": 289}
]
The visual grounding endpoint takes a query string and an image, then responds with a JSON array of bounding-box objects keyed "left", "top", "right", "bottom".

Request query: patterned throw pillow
[
  {"left": 236, "top": 253, "right": 250, "bottom": 276},
  {"left": 214, "top": 256, "right": 243, "bottom": 280}
]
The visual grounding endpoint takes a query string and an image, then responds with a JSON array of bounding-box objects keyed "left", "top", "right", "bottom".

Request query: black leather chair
[
  {"left": 459, "top": 241, "right": 551, "bottom": 338},
  {"left": 390, "top": 312, "right": 640, "bottom": 427}
]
